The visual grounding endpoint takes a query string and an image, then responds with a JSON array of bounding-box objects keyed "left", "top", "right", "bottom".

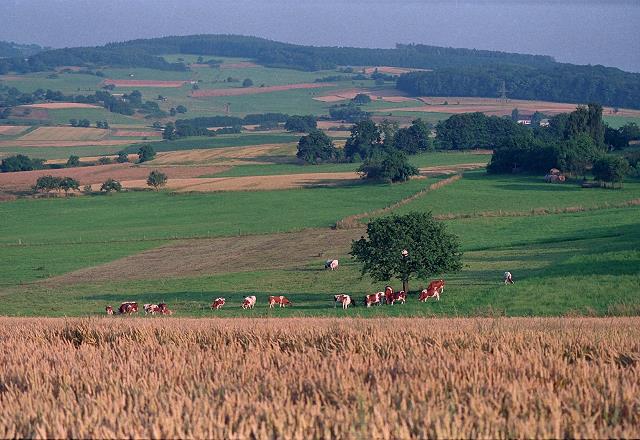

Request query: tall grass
[{"left": 0, "top": 317, "right": 638, "bottom": 438}]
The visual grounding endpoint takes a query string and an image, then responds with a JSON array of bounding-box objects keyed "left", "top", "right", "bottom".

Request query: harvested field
[
  {"left": 362, "top": 66, "right": 430, "bottom": 75},
  {"left": 219, "top": 61, "right": 259, "bottom": 69},
  {"left": 315, "top": 121, "right": 353, "bottom": 130},
  {"left": 9, "top": 107, "right": 48, "bottom": 120},
  {"left": 384, "top": 97, "right": 640, "bottom": 117},
  {"left": 149, "top": 144, "right": 296, "bottom": 165},
  {"left": 18, "top": 126, "right": 109, "bottom": 142},
  {"left": 0, "top": 164, "right": 229, "bottom": 192},
  {"left": 112, "top": 163, "right": 483, "bottom": 193},
  {"left": 49, "top": 228, "right": 362, "bottom": 284},
  {"left": 0, "top": 317, "right": 637, "bottom": 439},
  {"left": 0, "top": 139, "right": 138, "bottom": 148},
  {"left": 0, "top": 125, "right": 29, "bottom": 136},
  {"left": 112, "top": 130, "right": 161, "bottom": 137},
  {"left": 21, "top": 102, "right": 102, "bottom": 109},
  {"left": 191, "top": 83, "right": 331, "bottom": 98},
  {"left": 314, "top": 88, "right": 418, "bottom": 103},
  {"left": 102, "top": 79, "right": 189, "bottom": 88}
]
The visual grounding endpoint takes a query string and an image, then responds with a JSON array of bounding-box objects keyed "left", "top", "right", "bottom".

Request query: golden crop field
[{"left": 0, "top": 317, "right": 638, "bottom": 439}]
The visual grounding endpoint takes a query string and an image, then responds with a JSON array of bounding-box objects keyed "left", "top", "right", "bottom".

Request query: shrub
[
  {"left": 100, "top": 178, "right": 122, "bottom": 193},
  {"left": 357, "top": 149, "right": 419, "bottom": 183},
  {"left": 146, "top": 170, "right": 168, "bottom": 190},
  {"left": 137, "top": 144, "right": 156, "bottom": 163}
]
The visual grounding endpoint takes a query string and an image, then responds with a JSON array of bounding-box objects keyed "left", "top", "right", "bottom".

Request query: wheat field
[{"left": 0, "top": 317, "right": 638, "bottom": 439}]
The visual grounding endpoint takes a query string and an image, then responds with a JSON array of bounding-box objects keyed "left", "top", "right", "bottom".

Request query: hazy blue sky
[{"left": 1, "top": 0, "right": 639, "bottom": 72}]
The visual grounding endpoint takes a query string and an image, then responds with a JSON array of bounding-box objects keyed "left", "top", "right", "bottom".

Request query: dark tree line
[{"left": 397, "top": 63, "right": 640, "bottom": 110}]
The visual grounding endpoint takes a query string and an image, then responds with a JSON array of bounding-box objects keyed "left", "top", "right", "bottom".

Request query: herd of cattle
[{"left": 103, "top": 258, "right": 515, "bottom": 315}]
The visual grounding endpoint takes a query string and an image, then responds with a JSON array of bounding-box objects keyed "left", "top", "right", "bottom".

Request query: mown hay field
[{"left": 0, "top": 317, "right": 637, "bottom": 439}]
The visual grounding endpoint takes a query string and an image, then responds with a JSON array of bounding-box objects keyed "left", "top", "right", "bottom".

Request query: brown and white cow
[
  {"left": 325, "top": 259, "right": 339, "bottom": 271},
  {"left": 157, "top": 303, "right": 172, "bottom": 315},
  {"left": 105, "top": 306, "right": 114, "bottom": 315},
  {"left": 143, "top": 303, "right": 160, "bottom": 315},
  {"left": 242, "top": 296, "right": 256, "bottom": 309},
  {"left": 419, "top": 280, "right": 445, "bottom": 302},
  {"left": 334, "top": 294, "right": 352, "bottom": 309},
  {"left": 268, "top": 295, "right": 292, "bottom": 308},
  {"left": 389, "top": 290, "right": 407, "bottom": 305},
  {"left": 211, "top": 298, "right": 226, "bottom": 310},
  {"left": 118, "top": 301, "right": 139, "bottom": 314},
  {"left": 384, "top": 286, "right": 395, "bottom": 305},
  {"left": 365, "top": 292, "right": 383, "bottom": 307}
]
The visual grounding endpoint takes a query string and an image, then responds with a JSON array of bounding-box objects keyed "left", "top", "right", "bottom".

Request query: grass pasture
[{"left": 1, "top": 317, "right": 637, "bottom": 438}]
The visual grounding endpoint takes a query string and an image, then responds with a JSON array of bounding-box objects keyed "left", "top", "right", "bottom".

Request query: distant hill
[
  {"left": 0, "top": 34, "right": 638, "bottom": 109},
  {"left": 0, "top": 41, "right": 45, "bottom": 58}
]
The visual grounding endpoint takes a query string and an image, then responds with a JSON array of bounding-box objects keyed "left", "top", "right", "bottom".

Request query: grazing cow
[
  {"left": 211, "top": 298, "right": 226, "bottom": 310},
  {"left": 242, "top": 296, "right": 256, "bottom": 309},
  {"left": 419, "top": 280, "right": 445, "bottom": 302},
  {"left": 118, "top": 301, "right": 138, "bottom": 314},
  {"left": 384, "top": 286, "right": 395, "bottom": 305},
  {"left": 365, "top": 292, "right": 383, "bottom": 307},
  {"left": 105, "top": 306, "right": 114, "bottom": 315},
  {"left": 334, "top": 294, "right": 352, "bottom": 309},
  {"left": 143, "top": 303, "right": 161, "bottom": 315},
  {"left": 504, "top": 272, "right": 515, "bottom": 284},
  {"left": 268, "top": 295, "right": 292, "bottom": 308},
  {"left": 389, "top": 290, "right": 407, "bottom": 305},
  {"left": 325, "top": 259, "right": 339, "bottom": 271},
  {"left": 545, "top": 174, "right": 566, "bottom": 183},
  {"left": 157, "top": 303, "right": 172, "bottom": 315}
]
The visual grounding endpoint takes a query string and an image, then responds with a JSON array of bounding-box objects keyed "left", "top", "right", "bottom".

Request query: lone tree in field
[
  {"left": 147, "top": 170, "right": 168, "bottom": 190},
  {"left": 66, "top": 155, "right": 80, "bottom": 167},
  {"left": 357, "top": 149, "right": 418, "bottom": 183},
  {"left": 351, "top": 212, "right": 463, "bottom": 293},
  {"left": 242, "top": 78, "right": 254, "bottom": 87},
  {"left": 137, "top": 144, "right": 156, "bottom": 163}
]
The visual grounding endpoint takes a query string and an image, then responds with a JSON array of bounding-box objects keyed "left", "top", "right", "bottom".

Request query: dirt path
[{"left": 44, "top": 228, "right": 365, "bottom": 286}]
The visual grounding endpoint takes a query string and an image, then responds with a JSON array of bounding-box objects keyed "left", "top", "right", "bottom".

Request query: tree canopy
[
  {"left": 351, "top": 212, "right": 463, "bottom": 293},
  {"left": 296, "top": 130, "right": 341, "bottom": 164}
]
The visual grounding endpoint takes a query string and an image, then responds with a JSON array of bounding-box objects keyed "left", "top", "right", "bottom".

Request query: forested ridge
[{"left": 397, "top": 63, "right": 640, "bottom": 109}]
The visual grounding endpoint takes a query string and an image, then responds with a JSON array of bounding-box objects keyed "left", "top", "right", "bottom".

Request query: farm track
[{"left": 0, "top": 317, "right": 637, "bottom": 438}]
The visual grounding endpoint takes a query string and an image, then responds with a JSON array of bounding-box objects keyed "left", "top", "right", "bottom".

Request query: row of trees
[
  {"left": 296, "top": 118, "right": 432, "bottom": 183},
  {"left": 397, "top": 64, "right": 640, "bottom": 110},
  {"left": 484, "top": 103, "right": 634, "bottom": 186},
  {"left": 34, "top": 170, "right": 168, "bottom": 196}
]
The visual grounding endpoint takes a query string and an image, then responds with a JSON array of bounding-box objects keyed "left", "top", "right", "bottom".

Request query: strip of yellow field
[
  {"left": 148, "top": 143, "right": 297, "bottom": 165},
  {"left": 102, "top": 163, "right": 484, "bottom": 192}
]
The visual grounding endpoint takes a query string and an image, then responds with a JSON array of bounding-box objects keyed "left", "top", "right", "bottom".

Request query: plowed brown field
[
  {"left": 0, "top": 164, "right": 229, "bottom": 192},
  {"left": 0, "top": 125, "right": 29, "bottom": 135}
]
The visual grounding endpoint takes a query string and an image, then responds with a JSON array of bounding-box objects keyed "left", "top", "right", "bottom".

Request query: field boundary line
[
  {"left": 434, "top": 198, "right": 640, "bottom": 221},
  {"left": 335, "top": 174, "right": 463, "bottom": 229}
]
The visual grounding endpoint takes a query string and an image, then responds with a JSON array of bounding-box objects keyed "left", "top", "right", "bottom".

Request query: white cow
[
  {"left": 325, "top": 259, "right": 339, "bottom": 271},
  {"left": 242, "top": 295, "right": 257, "bottom": 309},
  {"left": 504, "top": 272, "right": 514, "bottom": 284},
  {"left": 334, "top": 294, "right": 352, "bottom": 309}
]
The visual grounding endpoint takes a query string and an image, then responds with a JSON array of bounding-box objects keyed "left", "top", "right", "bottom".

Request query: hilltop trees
[
  {"left": 351, "top": 212, "right": 463, "bottom": 294},
  {"left": 357, "top": 149, "right": 418, "bottom": 183},
  {"left": 1, "top": 154, "right": 44, "bottom": 172},
  {"left": 137, "top": 144, "right": 156, "bottom": 163},
  {"left": 296, "top": 130, "right": 342, "bottom": 164},
  {"left": 285, "top": 115, "right": 317, "bottom": 133}
]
